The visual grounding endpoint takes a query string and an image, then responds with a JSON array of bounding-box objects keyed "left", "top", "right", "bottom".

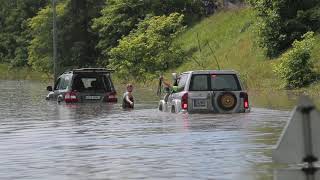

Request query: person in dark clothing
[{"left": 122, "top": 83, "right": 134, "bottom": 109}]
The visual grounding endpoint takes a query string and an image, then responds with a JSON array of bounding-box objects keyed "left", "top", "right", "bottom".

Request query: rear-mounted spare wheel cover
[{"left": 217, "top": 92, "right": 237, "bottom": 111}]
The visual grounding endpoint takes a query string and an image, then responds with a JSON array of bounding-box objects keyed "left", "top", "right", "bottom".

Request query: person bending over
[{"left": 159, "top": 75, "right": 173, "bottom": 103}]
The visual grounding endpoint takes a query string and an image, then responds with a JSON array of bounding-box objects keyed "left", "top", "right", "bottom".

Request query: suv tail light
[
  {"left": 181, "top": 92, "right": 188, "bottom": 110},
  {"left": 240, "top": 92, "right": 249, "bottom": 109},
  {"left": 107, "top": 91, "right": 117, "bottom": 102},
  {"left": 65, "top": 91, "right": 79, "bottom": 103}
]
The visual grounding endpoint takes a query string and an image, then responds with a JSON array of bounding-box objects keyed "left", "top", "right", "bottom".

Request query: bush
[
  {"left": 273, "top": 32, "right": 316, "bottom": 89},
  {"left": 250, "top": 0, "right": 320, "bottom": 58},
  {"left": 255, "top": 9, "right": 283, "bottom": 58}
]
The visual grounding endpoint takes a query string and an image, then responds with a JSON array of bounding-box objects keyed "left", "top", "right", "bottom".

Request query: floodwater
[{"left": 0, "top": 80, "right": 293, "bottom": 180}]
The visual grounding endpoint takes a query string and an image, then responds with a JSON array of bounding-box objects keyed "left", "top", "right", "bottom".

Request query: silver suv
[
  {"left": 46, "top": 68, "right": 117, "bottom": 103},
  {"left": 158, "top": 70, "right": 250, "bottom": 113}
]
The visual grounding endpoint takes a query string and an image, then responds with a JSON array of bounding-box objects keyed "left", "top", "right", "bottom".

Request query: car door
[
  {"left": 210, "top": 74, "right": 243, "bottom": 113},
  {"left": 53, "top": 75, "right": 71, "bottom": 101},
  {"left": 169, "top": 73, "right": 189, "bottom": 112},
  {"left": 188, "top": 74, "right": 213, "bottom": 112},
  {"left": 51, "top": 77, "right": 61, "bottom": 100}
]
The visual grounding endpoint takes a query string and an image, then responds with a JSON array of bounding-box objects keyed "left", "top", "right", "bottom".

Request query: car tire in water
[
  {"left": 213, "top": 92, "right": 238, "bottom": 113},
  {"left": 159, "top": 104, "right": 163, "bottom": 111},
  {"left": 217, "top": 92, "right": 237, "bottom": 111},
  {"left": 171, "top": 106, "right": 176, "bottom": 113}
]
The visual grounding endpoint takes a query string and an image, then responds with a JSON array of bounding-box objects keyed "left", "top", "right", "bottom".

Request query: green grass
[
  {"left": 174, "top": 8, "right": 320, "bottom": 92},
  {"left": 0, "top": 63, "right": 49, "bottom": 81},
  {"left": 312, "top": 35, "right": 320, "bottom": 70}
]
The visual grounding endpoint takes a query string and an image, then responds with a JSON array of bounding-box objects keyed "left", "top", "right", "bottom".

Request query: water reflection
[
  {"left": 55, "top": 103, "right": 116, "bottom": 120},
  {"left": 0, "top": 80, "right": 294, "bottom": 180}
]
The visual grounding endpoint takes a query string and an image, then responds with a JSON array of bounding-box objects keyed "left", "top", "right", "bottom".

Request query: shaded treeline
[
  {"left": 1, "top": 0, "right": 319, "bottom": 86},
  {"left": 0, "top": 0, "right": 220, "bottom": 77},
  {"left": 0, "top": 0, "right": 47, "bottom": 67},
  {"left": 27, "top": 0, "right": 106, "bottom": 74}
]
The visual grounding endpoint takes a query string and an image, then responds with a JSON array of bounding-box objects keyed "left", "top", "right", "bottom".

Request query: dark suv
[{"left": 46, "top": 68, "right": 117, "bottom": 103}]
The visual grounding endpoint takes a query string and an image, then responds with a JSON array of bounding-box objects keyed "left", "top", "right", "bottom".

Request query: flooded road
[{"left": 0, "top": 80, "right": 292, "bottom": 180}]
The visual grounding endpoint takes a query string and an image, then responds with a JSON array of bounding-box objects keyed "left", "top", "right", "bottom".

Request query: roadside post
[
  {"left": 52, "top": 0, "right": 58, "bottom": 87},
  {"left": 273, "top": 96, "right": 320, "bottom": 180}
]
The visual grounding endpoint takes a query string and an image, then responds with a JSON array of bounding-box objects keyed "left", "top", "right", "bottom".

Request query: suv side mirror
[{"left": 47, "top": 86, "right": 53, "bottom": 91}]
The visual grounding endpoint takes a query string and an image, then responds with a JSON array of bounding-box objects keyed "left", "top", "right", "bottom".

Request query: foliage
[
  {"left": 92, "top": 0, "right": 220, "bottom": 66},
  {"left": 274, "top": 32, "right": 316, "bottom": 89},
  {"left": 296, "top": 5, "right": 320, "bottom": 32},
  {"left": 28, "top": 2, "right": 66, "bottom": 74},
  {"left": 148, "top": 0, "right": 220, "bottom": 20},
  {"left": 0, "top": 0, "right": 47, "bottom": 67},
  {"left": 249, "top": 0, "right": 320, "bottom": 58},
  {"left": 1, "top": 0, "right": 223, "bottom": 79},
  {"left": 109, "top": 13, "right": 186, "bottom": 82},
  {"left": 92, "top": 0, "right": 147, "bottom": 66},
  {"left": 28, "top": 0, "right": 105, "bottom": 74}
]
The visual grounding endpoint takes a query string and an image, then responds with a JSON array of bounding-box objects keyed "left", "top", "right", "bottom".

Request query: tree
[
  {"left": 92, "top": 0, "right": 220, "bottom": 66},
  {"left": 28, "top": 0, "right": 105, "bottom": 74},
  {"left": 0, "top": 0, "right": 47, "bottom": 67},
  {"left": 28, "top": 1, "right": 66, "bottom": 74},
  {"left": 109, "top": 13, "right": 186, "bottom": 82},
  {"left": 273, "top": 32, "right": 316, "bottom": 88},
  {"left": 92, "top": 0, "right": 148, "bottom": 66},
  {"left": 249, "top": 0, "right": 320, "bottom": 58}
]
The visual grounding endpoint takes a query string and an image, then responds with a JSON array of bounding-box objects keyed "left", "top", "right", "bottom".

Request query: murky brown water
[{"left": 0, "top": 80, "right": 292, "bottom": 180}]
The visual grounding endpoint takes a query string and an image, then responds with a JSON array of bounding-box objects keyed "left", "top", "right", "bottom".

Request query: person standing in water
[
  {"left": 159, "top": 75, "right": 171, "bottom": 103},
  {"left": 159, "top": 74, "right": 178, "bottom": 103},
  {"left": 122, "top": 84, "right": 134, "bottom": 109}
]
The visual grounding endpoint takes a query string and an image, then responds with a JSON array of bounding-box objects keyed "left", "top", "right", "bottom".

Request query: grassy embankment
[{"left": 172, "top": 8, "right": 320, "bottom": 108}]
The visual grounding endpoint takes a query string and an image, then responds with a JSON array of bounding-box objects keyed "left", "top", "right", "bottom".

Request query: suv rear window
[
  {"left": 189, "top": 74, "right": 241, "bottom": 91},
  {"left": 176, "top": 74, "right": 188, "bottom": 92},
  {"left": 72, "top": 74, "right": 112, "bottom": 92}
]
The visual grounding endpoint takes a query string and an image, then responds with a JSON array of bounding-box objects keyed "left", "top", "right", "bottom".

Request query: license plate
[
  {"left": 193, "top": 99, "right": 207, "bottom": 108},
  {"left": 85, "top": 96, "right": 101, "bottom": 100}
]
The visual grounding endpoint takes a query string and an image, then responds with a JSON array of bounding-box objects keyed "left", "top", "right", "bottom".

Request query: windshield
[{"left": 189, "top": 74, "right": 241, "bottom": 91}]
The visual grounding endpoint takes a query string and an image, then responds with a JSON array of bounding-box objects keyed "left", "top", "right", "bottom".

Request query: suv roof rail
[{"left": 72, "top": 68, "right": 115, "bottom": 73}]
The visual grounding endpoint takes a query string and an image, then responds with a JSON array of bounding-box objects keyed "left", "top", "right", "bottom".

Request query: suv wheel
[
  {"left": 217, "top": 92, "right": 237, "bottom": 111},
  {"left": 159, "top": 104, "right": 163, "bottom": 111}
]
